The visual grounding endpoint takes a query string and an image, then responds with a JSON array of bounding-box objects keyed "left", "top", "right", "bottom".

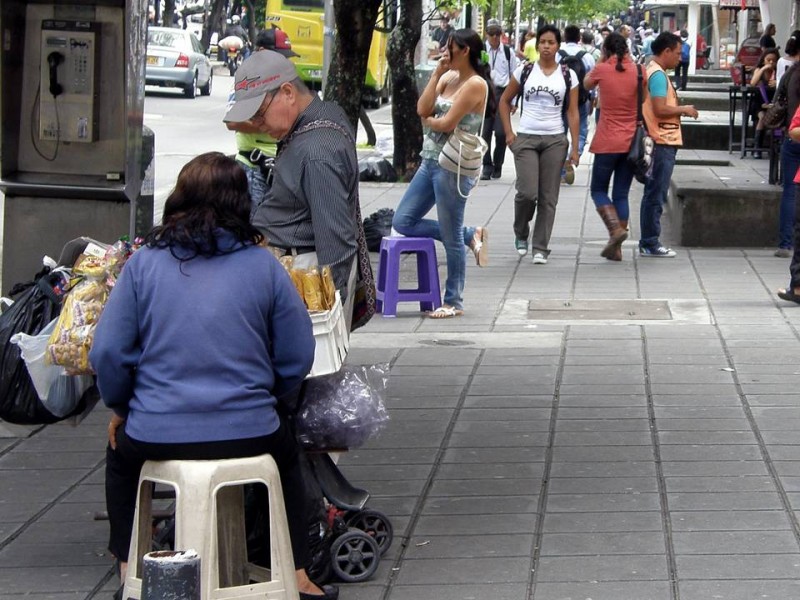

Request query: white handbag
[{"left": 437, "top": 81, "right": 489, "bottom": 198}]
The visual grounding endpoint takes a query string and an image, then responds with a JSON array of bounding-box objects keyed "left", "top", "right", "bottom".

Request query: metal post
[
  {"left": 322, "top": 0, "right": 334, "bottom": 96},
  {"left": 141, "top": 550, "right": 201, "bottom": 600}
]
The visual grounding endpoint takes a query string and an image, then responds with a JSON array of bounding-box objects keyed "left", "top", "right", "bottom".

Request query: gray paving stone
[
  {"left": 0, "top": 502, "right": 48, "bottom": 522},
  {"left": 387, "top": 408, "right": 453, "bottom": 421},
  {"left": 0, "top": 451, "right": 102, "bottom": 470},
  {"left": 540, "top": 531, "right": 666, "bottom": 555},
  {"left": 422, "top": 495, "right": 538, "bottom": 515},
  {"left": 546, "top": 493, "right": 662, "bottom": 513},
  {"left": 333, "top": 585, "right": 385, "bottom": 600},
  {"left": 672, "top": 530, "right": 800, "bottom": 554},
  {"left": 678, "top": 580, "right": 800, "bottom": 600},
  {"left": 458, "top": 408, "right": 552, "bottom": 421},
  {"left": 451, "top": 420, "right": 551, "bottom": 434},
  {"left": 10, "top": 436, "right": 106, "bottom": 454},
  {"left": 340, "top": 448, "right": 438, "bottom": 465},
  {"left": 533, "top": 581, "right": 671, "bottom": 600},
  {"left": 559, "top": 370, "right": 645, "bottom": 385},
  {"left": 655, "top": 418, "right": 752, "bottom": 431},
  {"left": 442, "top": 446, "right": 547, "bottom": 463},
  {"left": 548, "top": 477, "right": 658, "bottom": 494},
  {"left": 649, "top": 383, "right": 737, "bottom": 396},
  {"left": 558, "top": 383, "right": 647, "bottom": 395},
  {"left": 362, "top": 432, "right": 443, "bottom": 449},
  {"left": 651, "top": 394, "right": 742, "bottom": 406},
  {"left": 549, "top": 461, "right": 657, "bottom": 478},
  {"left": 665, "top": 476, "right": 777, "bottom": 493},
  {"left": 660, "top": 460, "right": 769, "bottom": 476},
  {"left": 12, "top": 517, "right": 108, "bottom": 545},
  {"left": 774, "top": 461, "right": 800, "bottom": 476},
  {"left": 667, "top": 491, "right": 784, "bottom": 511},
  {"left": 463, "top": 395, "right": 554, "bottom": 408},
  {"left": 761, "top": 431, "right": 800, "bottom": 445},
  {"left": 413, "top": 513, "right": 538, "bottom": 536},
  {"left": 535, "top": 554, "right": 668, "bottom": 582},
  {"left": 765, "top": 446, "right": 800, "bottom": 461},
  {"left": 0, "top": 542, "right": 110, "bottom": 567},
  {"left": 0, "top": 594, "right": 86, "bottom": 600},
  {"left": 393, "top": 350, "right": 481, "bottom": 367},
  {"left": 436, "top": 462, "right": 544, "bottom": 480},
  {"left": 551, "top": 446, "right": 655, "bottom": 462},
  {"left": 554, "top": 431, "right": 653, "bottom": 446},
  {"left": 675, "top": 553, "right": 800, "bottom": 579},
  {"left": 428, "top": 478, "right": 541, "bottom": 497},
  {"left": 379, "top": 420, "right": 449, "bottom": 435},
  {"left": 563, "top": 355, "right": 644, "bottom": 366},
  {"left": 339, "top": 464, "right": 432, "bottom": 482},
  {"left": 387, "top": 583, "right": 528, "bottom": 600},
  {"left": 469, "top": 381, "right": 556, "bottom": 396},
  {"left": 404, "top": 533, "right": 534, "bottom": 558},
  {"left": 555, "top": 419, "right": 651, "bottom": 432},
  {"left": 671, "top": 510, "right": 794, "bottom": 531},
  {"left": 654, "top": 407, "right": 748, "bottom": 419},
  {"left": 748, "top": 394, "right": 800, "bottom": 406},
  {"left": 389, "top": 373, "right": 471, "bottom": 386},
  {"left": 361, "top": 479, "right": 427, "bottom": 498},
  {"left": 386, "top": 395, "right": 461, "bottom": 409},
  {"left": 557, "top": 407, "right": 648, "bottom": 419},
  {"left": 391, "top": 365, "right": 474, "bottom": 376},
  {"left": 658, "top": 431, "right": 758, "bottom": 445},
  {"left": 0, "top": 566, "right": 110, "bottom": 594},
  {"left": 447, "top": 431, "right": 548, "bottom": 448},
  {"left": 658, "top": 445, "right": 763, "bottom": 461},
  {"left": 393, "top": 556, "right": 531, "bottom": 585},
  {"left": 59, "top": 484, "right": 104, "bottom": 504}
]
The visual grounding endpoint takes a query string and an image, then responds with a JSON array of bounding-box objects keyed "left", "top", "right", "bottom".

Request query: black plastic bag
[
  {"left": 358, "top": 157, "right": 397, "bottom": 183},
  {"left": 0, "top": 269, "right": 67, "bottom": 424},
  {"left": 363, "top": 208, "right": 394, "bottom": 252}
]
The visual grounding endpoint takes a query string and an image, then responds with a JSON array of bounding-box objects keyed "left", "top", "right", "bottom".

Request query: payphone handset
[{"left": 38, "top": 20, "right": 100, "bottom": 143}]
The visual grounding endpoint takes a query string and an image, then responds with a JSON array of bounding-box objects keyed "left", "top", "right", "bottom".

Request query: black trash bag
[
  {"left": 358, "top": 157, "right": 397, "bottom": 183},
  {"left": 363, "top": 208, "right": 395, "bottom": 252},
  {"left": 0, "top": 268, "right": 68, "bottom": 425}
]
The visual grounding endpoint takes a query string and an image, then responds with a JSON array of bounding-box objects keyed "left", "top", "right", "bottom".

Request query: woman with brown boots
[{"left": 583, "top": 33, "right": 639, "bottom": 261}]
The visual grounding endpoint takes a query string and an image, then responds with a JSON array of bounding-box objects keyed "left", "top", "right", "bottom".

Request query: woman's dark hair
[
  {"left": 536, "top": 24, "right": 561, "bottom": 46},
  {"left": 756, "top": 48, "right": 780, "bottom": 68},
  {"left": 603, "top": 32, "right": 629, "bottom": 71},
  {"left": 448, "top": 28, "right": 496, "bottom": 118},
  {"left": 146, "top": 152, "right": 264, "bottom": 261},
  {"left": 786, "top": 34, "right": 800, "bottom": 57}
]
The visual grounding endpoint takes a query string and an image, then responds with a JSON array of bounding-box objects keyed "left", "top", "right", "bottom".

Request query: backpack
[
  {"left": 557, "top": 49, "right": 589, "bottom": 104},
  {"left": 680, "top": 41, "right": 691, "bottom": 62},
  {"left": 517, "top": 62, "right": 572, "bottom": 116}
]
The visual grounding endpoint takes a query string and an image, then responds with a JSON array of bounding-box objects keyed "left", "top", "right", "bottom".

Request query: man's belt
[{"left": 269, "top": 245, "right": 316, "bottom": 257}]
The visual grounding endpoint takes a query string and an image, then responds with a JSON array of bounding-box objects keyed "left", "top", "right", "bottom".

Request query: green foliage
[{"left": 494, "top": 0, "right": 626, "bottom": 25}]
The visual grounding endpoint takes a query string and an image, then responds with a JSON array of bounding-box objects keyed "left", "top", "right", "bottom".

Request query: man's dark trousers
[{"left": 482, "top": 86, "right": 506, "bottom": 178}]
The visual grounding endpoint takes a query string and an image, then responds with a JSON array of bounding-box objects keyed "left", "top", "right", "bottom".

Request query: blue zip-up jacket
[{"left": 90, "top": 231, "right": 315, "bottom": 444}]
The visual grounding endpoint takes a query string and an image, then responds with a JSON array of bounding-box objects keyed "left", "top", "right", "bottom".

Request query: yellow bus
[{"left": 264, "top": 0, "right": 394, "bottom": 107}]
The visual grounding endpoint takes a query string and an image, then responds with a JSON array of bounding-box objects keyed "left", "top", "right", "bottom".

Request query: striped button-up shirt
[{"left": 252, "top": 97, "right": 359, "bottom": 300}]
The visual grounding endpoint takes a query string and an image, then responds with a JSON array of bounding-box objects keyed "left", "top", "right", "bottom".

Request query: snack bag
[
  {"left": 46, "top": 253, "right": 109, "bottom": 375},
  {"left": 320, "top": 266, "right": 336, "bottom": 310},
  {"left": 303, "top": 268, "right": 325, "bottom": 312},
  {"left": 290, "top": 269, "right": 306, "bottom": 303}
]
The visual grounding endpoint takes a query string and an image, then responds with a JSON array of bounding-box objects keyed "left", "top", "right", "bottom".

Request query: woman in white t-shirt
[
  {"left": 498, "top": 25, "right": 579, "bottom": 264},
  {"left": 777, "top": 33, "right": 800, "bottom": 87}
]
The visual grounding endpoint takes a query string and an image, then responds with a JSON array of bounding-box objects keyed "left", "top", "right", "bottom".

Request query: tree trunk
[
  {"left": 387, "top": 0, "right": 423, "bottom": 180},
  {"left": 324, "top": 0, "right": 382, "bottom": 132},
  {"left": 243, "top": 0, "right": 256, "bottom": 42},
  {"left": 202, "top": 0, "right": 227, "bottom": 53},
  {"left": 164, "top": 0, "right": 176, "bottom": 27},
  {"left": 359, "top": 107, "right": 377, "bottom": 147}
]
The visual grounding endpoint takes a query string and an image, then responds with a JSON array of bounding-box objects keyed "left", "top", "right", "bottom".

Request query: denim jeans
[
  {"left": 790, "top": 187, "right": 800, "bottom": 289},
  {"left": 779, "top": 138, "right": 800, "bottom": 249},
  {"left": 639, "top": 145, "right": 678, "bottom": 250},
  {"left": 590, "top": 152, "right": 635, "bottom": 222},
  {"left": 561, "top": 100, "right": 590, "bottom": 157},
  {"left": 242, "top": 162, "right": 269, "bottom": 218},
  {"left": 392, "top": 159, "right": 476, "bottom": 310}
]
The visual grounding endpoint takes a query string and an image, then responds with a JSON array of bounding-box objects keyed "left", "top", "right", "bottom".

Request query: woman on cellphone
[{"left": 392, "top": 28, "right": 494, "bottom": 319}]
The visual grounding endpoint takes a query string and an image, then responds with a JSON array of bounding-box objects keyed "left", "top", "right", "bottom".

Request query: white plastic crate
[{"left": 307, "top": 291, "right": 349, "bottom": 378}]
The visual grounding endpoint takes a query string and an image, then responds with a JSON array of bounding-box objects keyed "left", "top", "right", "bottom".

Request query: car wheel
[
  {"left": 184, "top": 73, "right": 197, "bottom": 99},
  {"left": 200, "top": 70, "right": 212, "bottom": 96}
]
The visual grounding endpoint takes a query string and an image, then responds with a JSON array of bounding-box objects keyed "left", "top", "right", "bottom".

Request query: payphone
[{"left": 38, "top": 19, "right": 100, "bottom": 143}]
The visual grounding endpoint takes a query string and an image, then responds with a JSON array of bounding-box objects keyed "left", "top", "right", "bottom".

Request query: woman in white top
[
  {"left": 777, "top": 33, "right": 800, "bottom": 87},
  {"left": 498, "top": 25, "right": 579, "bottom": 264}
]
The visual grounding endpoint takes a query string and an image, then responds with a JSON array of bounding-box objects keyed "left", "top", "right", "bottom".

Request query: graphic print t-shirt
[{"left": 514, "top": 62, "right": 578, "bottom": 135}]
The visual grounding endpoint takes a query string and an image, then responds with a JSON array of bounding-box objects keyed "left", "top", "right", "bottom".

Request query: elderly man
[{"left": 224, "top": 51, "right": 373, "bottom": 331}]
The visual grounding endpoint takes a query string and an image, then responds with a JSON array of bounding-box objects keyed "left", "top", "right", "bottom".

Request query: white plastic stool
[{"left": 123, "top": 454, "right": 299, "bottom": 600}]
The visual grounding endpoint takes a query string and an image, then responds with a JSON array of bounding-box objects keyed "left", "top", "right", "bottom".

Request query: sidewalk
[{"left": 3, "top": 152, "right": 800, "bottom": 600}]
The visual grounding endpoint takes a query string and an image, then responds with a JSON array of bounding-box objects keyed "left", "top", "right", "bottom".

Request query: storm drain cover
[{"left": 527, "top": 299, "right": 672, "bottom": 320}]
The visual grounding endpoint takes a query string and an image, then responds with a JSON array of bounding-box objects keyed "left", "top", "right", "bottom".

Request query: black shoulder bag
[{"left": 627, "top": 64, "right": 654, "bottom": 184}]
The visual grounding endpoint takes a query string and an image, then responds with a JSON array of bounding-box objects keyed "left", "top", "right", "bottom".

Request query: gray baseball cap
[{"left": 223, "top": 50, "right": 298, "bottom": 123}]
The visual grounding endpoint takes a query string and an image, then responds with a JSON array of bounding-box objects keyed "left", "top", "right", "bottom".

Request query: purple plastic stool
[{"left": 376, "top": 236, "right": 442, "bottom": 317}]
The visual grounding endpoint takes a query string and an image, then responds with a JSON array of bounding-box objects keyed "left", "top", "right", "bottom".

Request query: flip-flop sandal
[
  {"left": 428, "top": 305, "right": 464, "bottom": 319},
  {"left": 777, "top": 289, "right": 800, "bottom": 304}
]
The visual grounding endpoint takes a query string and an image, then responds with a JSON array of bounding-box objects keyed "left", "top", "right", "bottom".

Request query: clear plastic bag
[{"left": 296, "top": 363, "right": 390, "bottom": 449}]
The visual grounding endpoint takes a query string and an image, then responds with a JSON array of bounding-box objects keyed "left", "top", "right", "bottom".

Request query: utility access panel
[{"left": 39, "top": 20, "right": 100, "bottom": 143}]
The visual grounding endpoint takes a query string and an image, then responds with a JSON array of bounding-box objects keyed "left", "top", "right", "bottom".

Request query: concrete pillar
[{"left": 759, "top": 0, "right": 771, "bottom": 29}]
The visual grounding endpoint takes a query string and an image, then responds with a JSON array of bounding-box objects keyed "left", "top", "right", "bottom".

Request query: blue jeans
[
  {"left": 562, "top": 100, "right": 590, "bottom": 157},
  {"left": 590, "top": 152, "right": 635, "bottom": 222},
  {"left": 639, "top": 145, "right": 678, "bottom": 250},
  {"left": 392, "top": 159, "right": 477, "bottom": 310},
  {"left": 779, "top": 138, "right": 800, "bottom": 249},
  {"left": 242, "top": 162, "right": 269, "bottom": 218}
]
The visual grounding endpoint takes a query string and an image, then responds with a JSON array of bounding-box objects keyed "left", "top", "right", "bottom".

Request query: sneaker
[
  {"left": 563, "top": 163, "right": 575, "bottom": 185},
  {"left": 775, "top": 248, "right": 793, "bottom": 258},
  {"left": 532, "top": 252, "right": 548, "bottom": 264},
  {"left": 639, "top": 246, "right": 677, "bottom": 258},
  {"left": 515, "top": 238, "right": 528, "bottom": 256}
]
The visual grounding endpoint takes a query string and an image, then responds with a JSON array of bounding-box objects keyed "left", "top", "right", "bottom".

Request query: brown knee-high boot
[
  {"left": 609, "top": 219, "right": 628, "bottom": 261},
  {"left": 597, "top": 205, "right": 628, "bottom": 261}
]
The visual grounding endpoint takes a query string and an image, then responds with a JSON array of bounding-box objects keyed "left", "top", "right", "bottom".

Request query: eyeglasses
[{"left": 251, "top": 89, "right": 279, "bottom": 124}]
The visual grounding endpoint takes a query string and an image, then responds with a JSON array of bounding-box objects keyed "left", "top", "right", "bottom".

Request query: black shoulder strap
[
  {"left": 517, "top": 62, "right": 535, "bottom": 115},
  {"left": 504, "top": 44, "right": 511, "bottom": 64},
  {"left": 636, "top": 64, "right": 644, "bottom": 125},
  {"left": 558, "top": 49, "right": 567, "bottom": 60},
  {"left": 561, "top": 63, "right": 571, "bottom": 114},
  {"left": 575, "top": 49, "right": 586, "bottom": 61}
]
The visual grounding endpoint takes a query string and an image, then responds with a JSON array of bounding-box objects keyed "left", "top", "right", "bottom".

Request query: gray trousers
[{"left": 510, "top": 133, "right": 569, "bottom": 255}]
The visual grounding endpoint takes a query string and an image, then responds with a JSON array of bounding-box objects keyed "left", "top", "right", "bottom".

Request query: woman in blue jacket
[{"left": 91, "top": 152, "right": 336, "bottom": 600}]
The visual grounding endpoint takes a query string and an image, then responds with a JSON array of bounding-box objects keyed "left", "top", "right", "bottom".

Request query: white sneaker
[{"left": 532, "top": 252, "right": 548, "bottom": 264}]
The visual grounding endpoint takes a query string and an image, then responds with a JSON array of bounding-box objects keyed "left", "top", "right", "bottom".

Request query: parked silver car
[{"left": 146, "top": 27, "right": 212, "bottom": 98}]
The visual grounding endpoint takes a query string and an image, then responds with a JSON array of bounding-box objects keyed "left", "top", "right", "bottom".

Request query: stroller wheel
[
  {"left": 345, "top": 509, "right": 393, "bottom": 556},
  {"left": 330, "top": 528, "right": 380, "bottom": 583}
]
